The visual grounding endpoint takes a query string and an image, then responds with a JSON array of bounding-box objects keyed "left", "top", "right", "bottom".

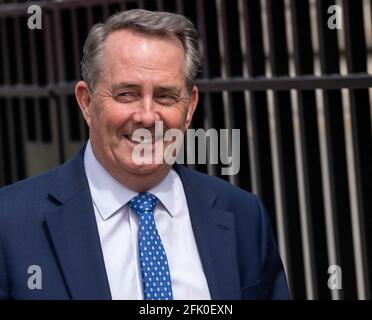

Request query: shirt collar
[
  {"left": 147, "top": 169, "right": 178, "bottom": 219},
  {"left": 84, "top": 140, "right": 178, "bottom": 221}
]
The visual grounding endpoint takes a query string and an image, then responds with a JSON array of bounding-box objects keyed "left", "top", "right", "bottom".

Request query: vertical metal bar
[
  {"left": 370, "top": 86, "right": 372, "bottom": 140},
  {"left": 370, "top": 0, "right": 372, "bottom": 139},
  {"left": 314, "top": 0, "right": 343, "bottom": 300},
  {"left": 33, "top": 98, "right": 43, "bottom": 143},
  {"left": 156, "top": 0, "right": 165, "bottom": 11},
  {"left": 290, "top": 89, "right": 318, "bottom": 300},
  {"left": 32, "top": 37, "right": 43, "bottom": 147},
  {"left": 266, "top": 89, "right": 292, "bottom": 291},
  {"left": 0, "top": 100, "right": 4, "bottom": 186},
  {"left": 44, "top": 11, "right": 63, "bottom": 164},
  {"left": 0, "top": 0, "right": 7, "bottom": 184},
  {"left": 13, "top": 18, "right": 23, "bottom": 84},
  {"left": 216, "top": 0, "right": 238, "bottom": 185},
  {"left": 315, "top": 89, "right": 343, "bottom": 300},
  {"left": 363, "top": 0, "right": 372, "bottom": 137},
  {"left": 237, "top": 0, "right": 262, "bottom": 196},
  {"left": 176, "top": 0, "right": 184, "bottom": 14},
  {"left": 310, "top": 0, "right": 321, "bottom": 77},
  {"left": 363, "top": 0, "right": 372, "bottom": 74},
  {"left": 44, "top": 14, "right": 56, "bottom": 85},
  {"left": 102, "top": 3, "right": 110, "bottom": 21},
  {"left": 5, "top": 99, "right": 17, "bottom": 182},
  {"left": 1, "top": 18, "right": 17, "bottom": 182},
  {"left": 120, "top": 1, "right": 127, "bottom": 11},
  {"left": 13, "top": 15, "right": 27, "bottom": 179},
  {"left": 287, "top": 0, "right": 318, "bottom": 300},
  {"left": 196, "top": 0, "right": 217, "bottom": 177},
  {"left": 0, "top": 19, "right": 10, "bottom": 84},
  {"left": 28, "top": 19, "right": 42, "bottom": 143},
  {"left": 53, "top": 8, "right": 71, "bottom": 161},
  {"left": 342, "top": 0, "right": 370, "bottom": 300},
  {"left": 262, "top": 0, "right": 294, "bottom": 296},
  {"left": 138, "top": 0, "right": 145, "bottom": 9},
  {"left": 341, "top": 88, "right": 370, "bottom": 300},
  {"left": 182, "top": 0, "right": 196, "bottom": 172},
  {"left": 71, "top": 8, "right": 88, "bottom": 143},
  {"left": 86, "top": 3, "right": 94, "bottom": 28},
  {"left": 70, "top": 8, "right": 81, "bottom": 81}
]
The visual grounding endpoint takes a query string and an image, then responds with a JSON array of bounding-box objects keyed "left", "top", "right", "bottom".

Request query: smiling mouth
[{"left": 123, "top": 135, "right": 161, "bottom": 145}]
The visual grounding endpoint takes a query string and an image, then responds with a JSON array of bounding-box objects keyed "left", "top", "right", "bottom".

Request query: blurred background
[{"left": 0, "top": 0, "right": 371, "bottom": 300}]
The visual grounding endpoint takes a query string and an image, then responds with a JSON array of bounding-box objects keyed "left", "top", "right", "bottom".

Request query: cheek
[
  {"left": 160, "top": 106, "right": 189, "bottom": 129},
  {"left": 91, "top": 102, "right": 129, "bottom": 132}
]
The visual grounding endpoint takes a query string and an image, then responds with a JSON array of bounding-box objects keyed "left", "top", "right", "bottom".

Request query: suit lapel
[
  {"left": 41, "top": 148, "right": 111, "bottom": 300},
  {"left": 174, "top": 164, "right": 241, "bottom": 299}
]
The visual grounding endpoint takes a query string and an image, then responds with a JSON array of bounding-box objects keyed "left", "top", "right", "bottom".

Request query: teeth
[
  {"left": 126, "top": 135, "right": 154, "bottom": 144},
  {"left": 127, "top": 135, "right": 135, "bottom": 141},
  {"left": 127, "top": 135, "right": 139, "bottom": 142}
]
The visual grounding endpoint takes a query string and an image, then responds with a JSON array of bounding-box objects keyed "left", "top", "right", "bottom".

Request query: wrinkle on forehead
[{"left": 101, "top": 30, "right": 186, "bottom": 82}]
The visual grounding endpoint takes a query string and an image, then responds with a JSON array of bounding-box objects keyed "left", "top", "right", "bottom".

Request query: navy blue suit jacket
[{"left": 0, "top": 147, "right": 289, "bottom": 300}]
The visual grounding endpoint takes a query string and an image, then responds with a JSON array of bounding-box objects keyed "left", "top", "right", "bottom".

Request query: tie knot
[{"left": 128, "top": 192, "right": 159, "bottom": 216}]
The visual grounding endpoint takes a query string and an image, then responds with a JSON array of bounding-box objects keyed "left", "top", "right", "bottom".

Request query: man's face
[{"left": 76, "top": 29, "right": 198, "bottom": 180}]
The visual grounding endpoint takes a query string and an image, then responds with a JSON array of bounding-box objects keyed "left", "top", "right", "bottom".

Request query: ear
[
  {"left": 75, "top": 81, "right": 93, "bottom": 127},
  {"left": 184, "top": 85, "right": 199, "bottom": 130}
]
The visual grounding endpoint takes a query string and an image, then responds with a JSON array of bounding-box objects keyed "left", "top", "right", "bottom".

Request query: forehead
[{"left": 100, "top": 29, "right": 186, "bottom": 87}]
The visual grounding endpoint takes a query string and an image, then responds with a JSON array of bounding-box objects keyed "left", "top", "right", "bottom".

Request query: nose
[{"left": 132, "top": 96, "right": 159, "bottom": 128}]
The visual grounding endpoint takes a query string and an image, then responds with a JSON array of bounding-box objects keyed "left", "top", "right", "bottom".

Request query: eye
[
  {"left": 155, "top": 94, "right": 179, "bottom": 106},
  {"left": 116, "top": 91, "right": 139, "bottom": 103}
]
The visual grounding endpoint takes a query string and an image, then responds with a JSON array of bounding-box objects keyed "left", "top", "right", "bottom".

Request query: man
[{"left": 0, "top": 9, "right": 289, "bottom": 300}]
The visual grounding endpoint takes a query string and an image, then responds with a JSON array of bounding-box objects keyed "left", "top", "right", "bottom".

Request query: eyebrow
[
  {"left": 110, "top": 82, "right": 141, "bottom": 91},
  {"left": 110, "top": 82, "right": 182, "bottom": 94},
  {"left": 155, "top": 86, "right": 181, "bottom": 93}
]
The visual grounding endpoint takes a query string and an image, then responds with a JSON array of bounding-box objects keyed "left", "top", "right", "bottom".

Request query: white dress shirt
[{"left": 84, "top": 141, "right": 211, "bottom": 300}]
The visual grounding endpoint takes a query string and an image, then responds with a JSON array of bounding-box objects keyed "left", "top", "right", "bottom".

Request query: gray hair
[{"left": 81, "top": 9, "right": 201, "bottom": 93}]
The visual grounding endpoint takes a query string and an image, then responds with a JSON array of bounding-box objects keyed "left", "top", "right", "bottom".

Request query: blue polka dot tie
[{"left": 128, "top": 192, "right": 173, "bottom": 300}]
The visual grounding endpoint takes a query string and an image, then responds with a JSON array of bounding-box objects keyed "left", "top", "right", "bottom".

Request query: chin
[{"left": 124, "top": 161, "right": 166, "bottom": 175}]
